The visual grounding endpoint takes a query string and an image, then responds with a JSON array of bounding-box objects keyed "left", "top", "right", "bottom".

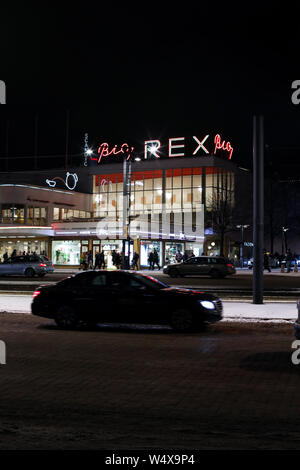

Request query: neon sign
[
  {"left": 46, "top": 172, "right": 79, "bottom": 190},
  {"left": 92, "top": 133, "right": 233, "bottom": 164},
  {"left": 90, "top": 142, "right": 135, "bottom": 164},
  {"left": 213, "top": 134, "right": 233, "bottom": 160},
  {"left": 145, "top": 134, "right": 233, "bottom": 160}
]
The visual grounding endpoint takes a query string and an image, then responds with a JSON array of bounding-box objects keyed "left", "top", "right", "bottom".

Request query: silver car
[
  {"left": 163, "top": 256, "right": 236, "bottom": 278},
  {"left": 0, "top": 255, "right": 54, "bottom": 278}
]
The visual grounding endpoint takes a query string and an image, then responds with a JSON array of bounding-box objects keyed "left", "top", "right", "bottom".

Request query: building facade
[{"left": 0, "top": 155, "right": 245, "bottom": 268}]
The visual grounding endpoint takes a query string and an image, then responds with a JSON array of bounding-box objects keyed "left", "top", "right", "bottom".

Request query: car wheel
[
  {"left": 169, "top": 268, "right": 179, "bottom": 278},
  {"left": 25, "top": 268, "right": 35, "bottom": 278},
  {"left": 55, "top": 305, "right": 79, "bottom": 329},
  {"left": 170, "top": 308, "right": 194, "bottom": 332}
]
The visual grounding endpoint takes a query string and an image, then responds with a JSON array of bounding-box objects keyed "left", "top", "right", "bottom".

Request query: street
[{"left": 0, "top": 313, "right": 299, "bottom": 450}]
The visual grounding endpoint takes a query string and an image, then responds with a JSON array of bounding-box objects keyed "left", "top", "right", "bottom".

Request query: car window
[
  {"left": 109, "top": 273, "right": 130, "bottom": 287},
  {"left": 91, "top": 273, "right": 108, "bottom": 286},
  {"left": 58, "top": 272, "right": 94, "bottom": 287},
  {"left": 208, "top": 258, "right": 226, "bottom": 265},
  {"left": 133, "top": 274, "right": 168, "bottom": 290},
  {"left": 196, "top": 257, "right": 208, "bottom": 265},
  {"left": 184, "top": 257, "right": 197, "bottom": 264}
]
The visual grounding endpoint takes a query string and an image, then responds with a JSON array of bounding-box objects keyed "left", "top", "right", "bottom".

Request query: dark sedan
[{"left": 31, "top": 270, "right": 223, "bottom": 332}]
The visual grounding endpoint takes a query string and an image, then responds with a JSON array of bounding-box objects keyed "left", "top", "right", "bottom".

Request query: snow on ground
[{"left": 0, "top": 293, "right": 297, "bottom": 322}]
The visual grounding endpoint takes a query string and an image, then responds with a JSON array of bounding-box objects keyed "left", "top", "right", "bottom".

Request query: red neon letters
[
  {"left": 90, "top": 143, "right": 135, "bottom": 164},
  {"left": 213, "top": 134, "right": 233, "bottom": 160},
  {"left": 92, "top": 134, "right": 234, "bottom": 164}
]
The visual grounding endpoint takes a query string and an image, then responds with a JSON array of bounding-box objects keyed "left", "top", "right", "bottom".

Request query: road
[
  {"left": 0, "top": 269, "right": 300, "bottom": 300},
  {"left": 0, "top": 313, "right": 299, "bottom": 450}
]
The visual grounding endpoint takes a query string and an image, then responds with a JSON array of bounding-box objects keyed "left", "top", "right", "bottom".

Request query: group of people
[
  {"left": 264, "top": 249, "right": 295, "bottom": 272},
  {"left": 80, "top": 249, "right": 140, "bottom": 271},
  {"left": 148, "top": 249, "right": 160, "bottom": 270},
  {"left": 0, "top": 249, "right": 47, "bottom": 263}
]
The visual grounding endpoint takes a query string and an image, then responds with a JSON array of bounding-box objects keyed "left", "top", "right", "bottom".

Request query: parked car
[
  {"left": 0, "top": 254, "right": 54, "bottom": 277},
  {"left": 163, "top": 256, "right": 236, "bottom": 278},
  {"left": 31, "top": 270, "right": 223, "bottom": 331}
]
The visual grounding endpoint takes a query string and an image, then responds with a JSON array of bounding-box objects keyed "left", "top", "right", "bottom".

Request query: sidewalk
[{"left": 0, "top": 293, "right": 297, "bottom": 322}]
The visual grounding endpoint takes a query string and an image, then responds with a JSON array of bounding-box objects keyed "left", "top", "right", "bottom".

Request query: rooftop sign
[{"left": 90, "top": 133, "right": 233, "bottom": 164}]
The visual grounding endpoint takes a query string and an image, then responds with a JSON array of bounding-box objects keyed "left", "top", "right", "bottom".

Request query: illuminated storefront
[{"left": 0, "top": 134, "right": 243, "bottom": 267}]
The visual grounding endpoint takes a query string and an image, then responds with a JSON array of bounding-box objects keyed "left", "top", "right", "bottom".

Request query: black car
[{"left": 31, "top": 270, "right": 223, "bottom": 332}]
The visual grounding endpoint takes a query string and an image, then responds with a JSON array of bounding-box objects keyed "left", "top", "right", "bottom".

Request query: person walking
[
  {"left": 99, "top": 250, "right": 105, "bottom": 269},
  {"left": 286, "top": 248, "right": 293, "bottom": 273},
  {"left": 152, "top": 249, "right": 160, "bottom": 270},
  {"left": 94, "top": 251, "right": 101, "bottom": 270},
  {"left": 175, "top": 251, "right": 183, "bottom": 263},
  {"left": 3, "top": 252, "right": 8, "bottom": 262},
  {"left": 148, "top": 251, "right": 154, "bottom": 270},
  {"left": 115, "top": 252, "right": 122, "bottom": 270},
  {"left": 132, "top": 251, "right": 139, "bottom": 270}
]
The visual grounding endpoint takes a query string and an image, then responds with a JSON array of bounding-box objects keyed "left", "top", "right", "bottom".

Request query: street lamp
[
  {"left": 236, "top": 224, "right": 250, "bottom": 268},
  {"left": 282, "top": 227, "right": 289, "bottom": 255}
]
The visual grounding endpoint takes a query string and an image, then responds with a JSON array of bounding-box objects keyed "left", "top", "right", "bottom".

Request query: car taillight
[
  {"left": 227, "top": 263, "right": 233, "bottom": 268},
  {"left": 33, "top": 290, "right": 41, "bottom": 299},
  {"left": 39, "top": 263, "right": 47, "bottom": 267}
]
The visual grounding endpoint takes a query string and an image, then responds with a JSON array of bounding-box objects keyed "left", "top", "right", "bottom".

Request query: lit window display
[
  {"left": 140, "top": 241, "right": 162, "bottom": 267},
  {"left": 52, "top": 240, "right": 81, "bottom": 265},
  {"left": 165, "top": 242, "right": 184, "bottom": 264}
]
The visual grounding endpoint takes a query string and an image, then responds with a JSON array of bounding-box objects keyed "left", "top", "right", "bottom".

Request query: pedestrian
[
  {"left": 132, "top": 251, "right": 139, "bottom": 270},
  {"left": 3, "top": 252, "right": 8, "bottom": 262},
  {"left": 115, "top": 252, "right": 122, "bottom": 269},
  {"left": 83, "top": 252, "right": 89, "bottom": 270},
  {"left": 264, "top": 251, "right": 271, "bottom": 272},
  {"left": 175, "top": 251, "right": 183, "bottom": 263},
  {"left": 286, "top": 248, "right": 293, "bottom": 273},
  {"left": 94, "top": 251, "right": 101, "bottom": 270},
  {"left": 11, "top": 249, "right": 17, "bottom": 259},
  {"left": 88, "top": 250, "right": 93, "bottom": 269},
  {"left": 152, "top": 249, "right": 160, "bottom": 270},
  {"left": 148, "top": 251, "right": 154, "bottom": 270},
  {"left": 99, "top": 250, "right": 105, "bottom": 269},
  {"left": 111, "top": 249, "right": 117, "bottom": 268}
]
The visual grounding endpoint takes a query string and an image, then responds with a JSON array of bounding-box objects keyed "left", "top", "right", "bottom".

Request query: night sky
[{"left": 0, "top": 4, "right": 299, "bottom": 172}]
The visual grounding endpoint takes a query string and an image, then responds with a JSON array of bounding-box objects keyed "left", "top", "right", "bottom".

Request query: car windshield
[{"left": 133, "top": 273, "right": 169, "bottom": 290}]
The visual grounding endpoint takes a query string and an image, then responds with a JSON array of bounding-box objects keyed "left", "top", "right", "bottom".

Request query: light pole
[
  {"left": 236, "top": 224, "right": 250, "bottom": 268},
  {"left": 282, "top": 227, "right": 289, "bottom": 255}
]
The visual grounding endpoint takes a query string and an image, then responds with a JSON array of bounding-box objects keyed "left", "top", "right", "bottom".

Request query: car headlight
[
  {"left": 199, "top": 300, "right": 216, "bottom": 310},
  {"left": 163, "top": 265, "right": 168, "bottom": 269}
]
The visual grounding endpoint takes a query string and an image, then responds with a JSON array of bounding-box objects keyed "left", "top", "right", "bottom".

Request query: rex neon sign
[
  {"left": 144, "top": 134, "right": 233, "bottom": 160},
  {"left": 91, "top": 133, "right": 233, "bottom": 164}
]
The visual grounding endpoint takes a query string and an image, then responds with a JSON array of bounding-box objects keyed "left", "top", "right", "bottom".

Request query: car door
[
  {"left": 181, "top": 257, "right": 198, "bottom": 275},
  {"left": 85, "top": 272, "right": 115, "bottom": 323},
  {"left": 0, "top": 259, "right": 14, "bottom": 275},
  {"left": 107, "top": 272, "right": 139, "bottom": 323}
]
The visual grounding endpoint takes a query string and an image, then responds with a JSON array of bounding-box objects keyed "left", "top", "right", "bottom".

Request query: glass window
[
  {"left": 92, "top": 274, "right": 108, "bottom": 286},
  {"left": 52, "top": 240, "right": 81, "bottom": 265},
  {"left": 53, "top": 208, "right": 60, "bottom": 220}
]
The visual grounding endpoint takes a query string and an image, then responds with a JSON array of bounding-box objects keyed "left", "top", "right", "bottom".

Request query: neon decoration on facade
[
  {"left": 90, "top": 142, "right": 135, "bottom": 164},
  {"left": 145, "top": 134, "right": 233, "bottom": 160},
  {"left": 46, "top": 172, "right": 79, "bottom": 190},
  {"left": 92, "top": 133, "right": 233, "bottom": 163},
  {"left": 213, "top": 134, "right": 233, "bottom": 160}
]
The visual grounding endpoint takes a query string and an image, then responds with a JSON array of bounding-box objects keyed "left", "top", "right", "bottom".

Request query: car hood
[{"left": 161, "top": 287, "right": 218, "bottom": 300}]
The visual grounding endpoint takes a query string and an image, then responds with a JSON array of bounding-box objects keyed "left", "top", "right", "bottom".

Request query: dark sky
[{"left": 0, "top": 3, "right": 299, "bottom": 171}]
